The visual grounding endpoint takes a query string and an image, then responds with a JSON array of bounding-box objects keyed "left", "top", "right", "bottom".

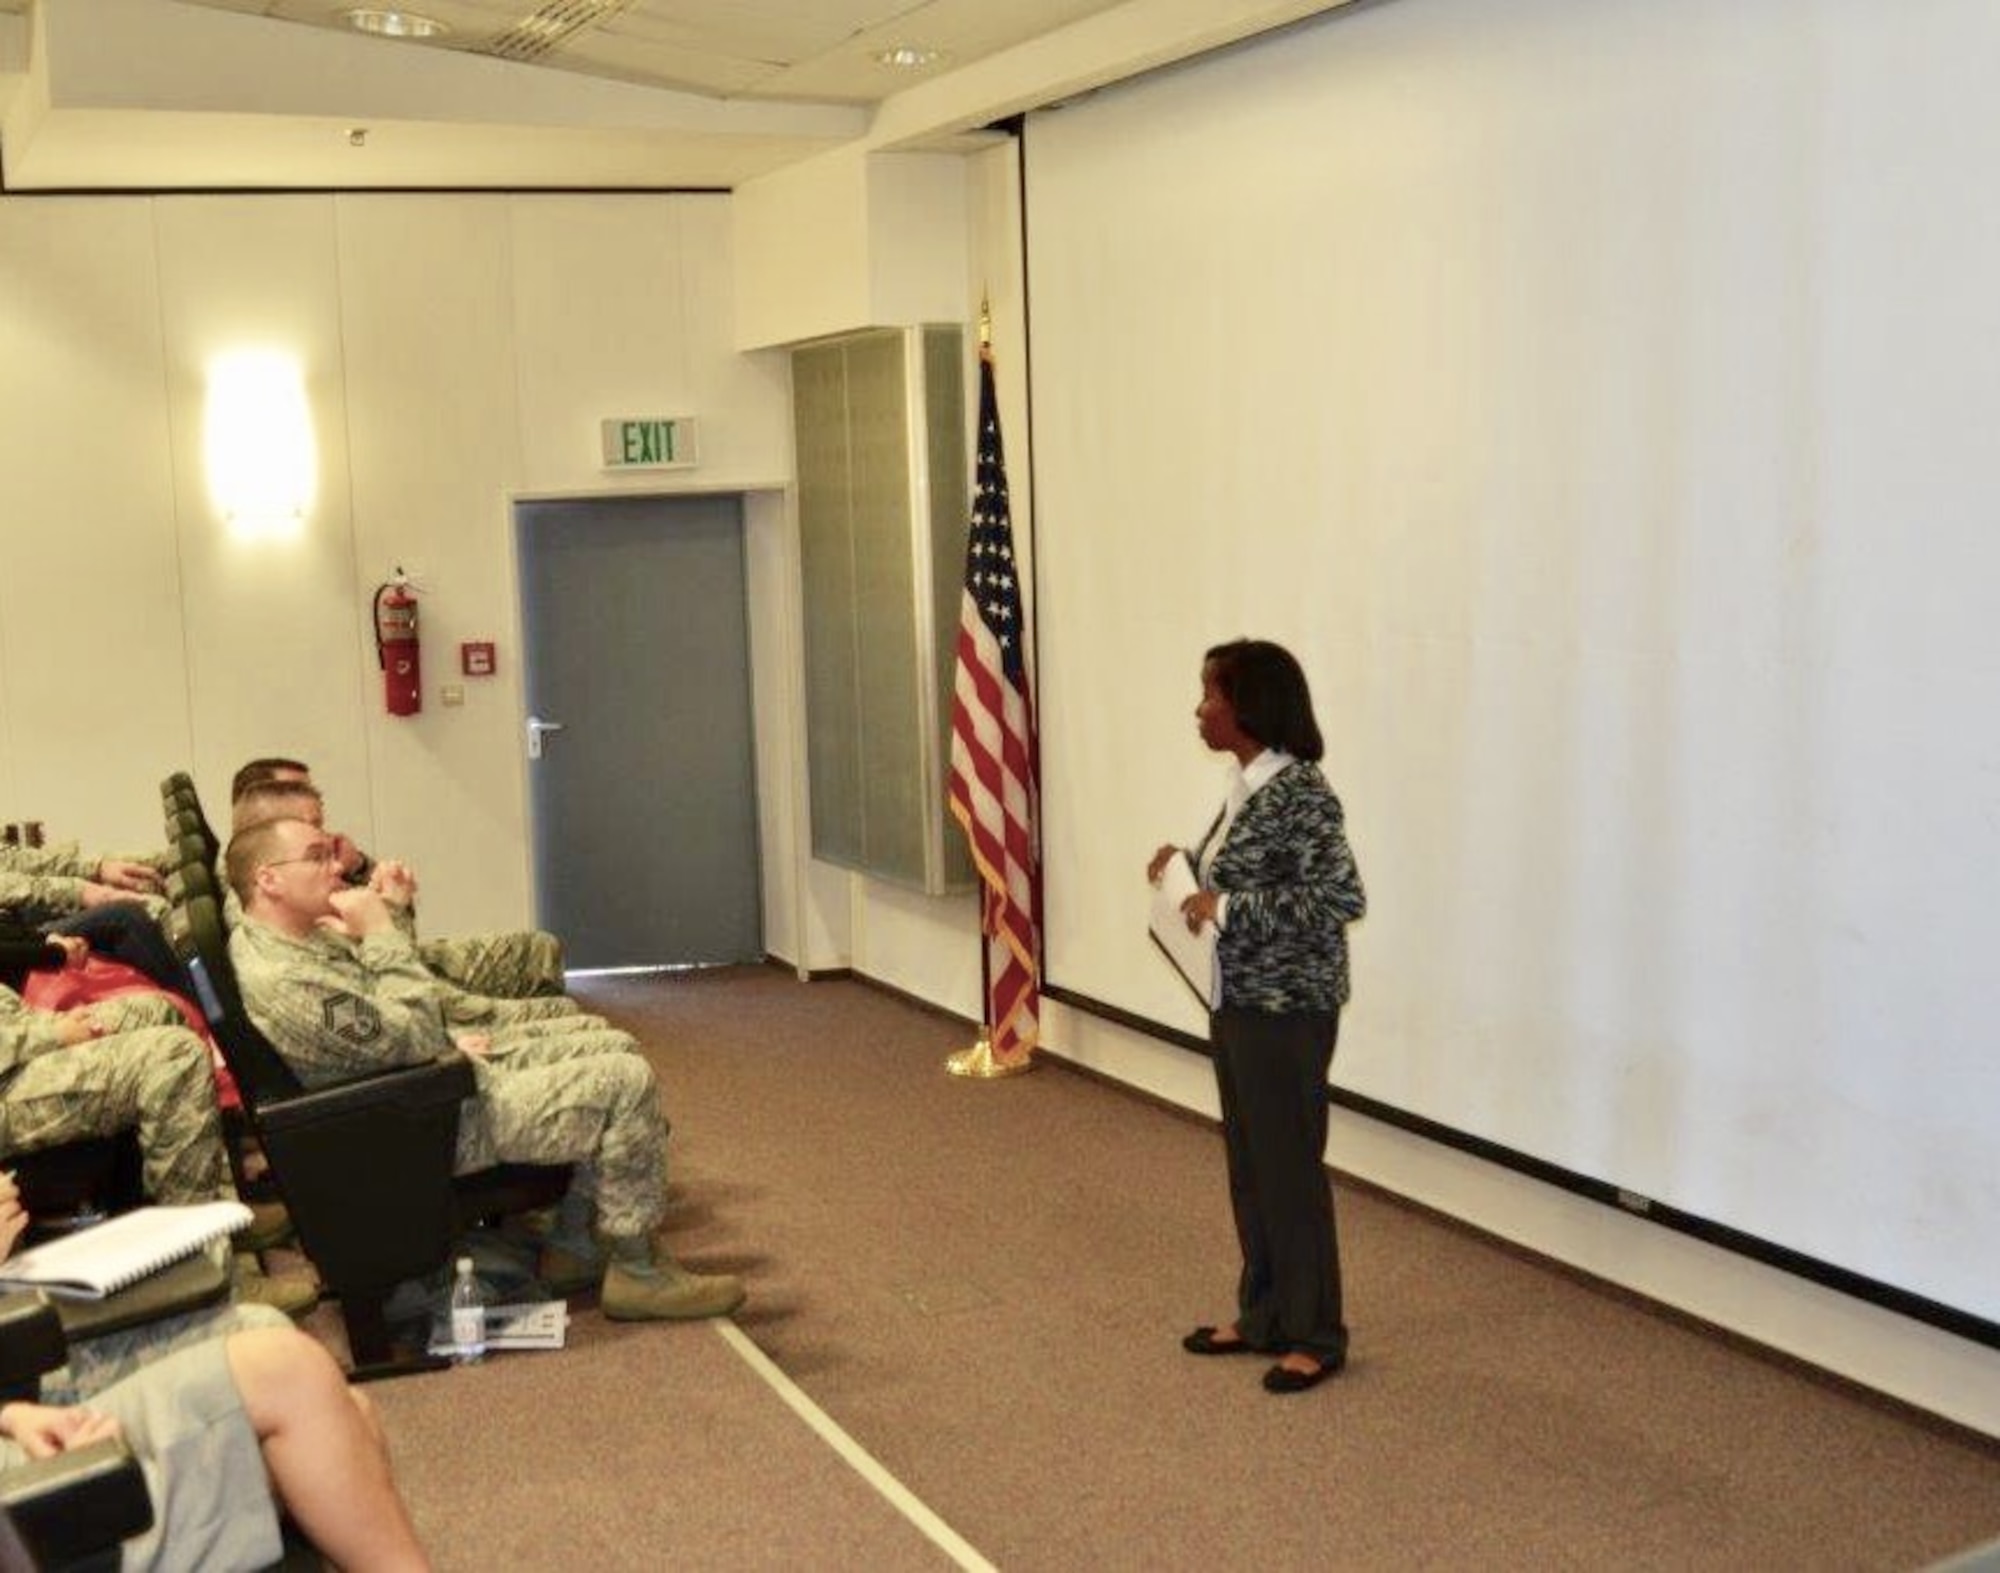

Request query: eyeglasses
[{"left": 260, "top": 843, "right": 340, "bottom": 871}]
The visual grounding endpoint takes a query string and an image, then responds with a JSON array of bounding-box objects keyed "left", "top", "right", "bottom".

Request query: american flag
[{"left": 947, "top": 339, "right": 1040, "bottom": 1061}]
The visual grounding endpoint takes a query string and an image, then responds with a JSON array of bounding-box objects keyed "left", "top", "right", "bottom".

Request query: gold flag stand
[{"left": 946, "top": 1031, "right": 1034, "bottom": 1079}]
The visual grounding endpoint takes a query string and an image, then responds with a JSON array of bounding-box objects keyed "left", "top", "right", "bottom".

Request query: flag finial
[{"left": 979, "top": 293, "right": 992, "bottom": 355}]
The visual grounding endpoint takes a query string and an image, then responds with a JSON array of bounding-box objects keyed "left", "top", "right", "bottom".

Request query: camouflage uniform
[
  {"left": 0, "top": 840, "right": 92, "bottom": 921},
  {"left": 0, "top": 841, "right": 170, "bottom": 923},
  {"left": 67, "top": 990, "right": 191, "bottom": 1039},
  {"left": 229, "top": 918, "right": 666, "bottom": 1238},
  {"left": 224, "top": 886, "right": 568, "bottom": 1019},
  {"left": 0, "top": 986, "right": 229, "bottom": 1205},
  {"left": 432, "top": 971, "right": 587, "bottom": 1030},
  {"left": 0, "top": 841, "right": 92, "bottom": 878},
  {"left": 419, "top": 930, "right": 566, "bottom": 999},
  {"left": 339, "top": 847, "right": 565, "bottom": 999},
  {"left": 0, "top": 841, "right": 166, "bottom": 877}
]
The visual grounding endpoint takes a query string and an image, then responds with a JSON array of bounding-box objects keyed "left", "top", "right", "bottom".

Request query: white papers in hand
[{"left": 1148, "top": 851, "right": 1214, "bottom": 1007}]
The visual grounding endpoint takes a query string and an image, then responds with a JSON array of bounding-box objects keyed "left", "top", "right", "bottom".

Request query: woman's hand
[
  {"left": 0, "top": 1402, "right": 121, "bottom": 1458},
  {"left": 1147, "top": 844, "right": 1180, "bottom": 885},
  {"left": 0, "top": 1172, "right": 28, "bottom": 1262},
  {"left": 1179, "top": 889, "right": 1221, "bottom": 933}
]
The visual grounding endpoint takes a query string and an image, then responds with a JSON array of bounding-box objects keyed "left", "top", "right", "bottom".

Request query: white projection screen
[{"left": 1025, "top": 0, "right": 2000, "bottom": 1334}]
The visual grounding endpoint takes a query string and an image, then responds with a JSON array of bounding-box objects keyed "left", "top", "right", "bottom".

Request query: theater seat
[
  {"left": 0, "top": 1293, "right": 153, "bottom": 1569},
  {"left": 0, "top": 1290, "right": 327, "bottom": 1571},
  {"left": 159, "top": 772, "right": 219, "bottom": 868},
  {"left": 1, "top": 929, "right": 148, "bottom": 1230},
  {"left": 162, "top": 879, "right": 567, "bottom": 1377}
]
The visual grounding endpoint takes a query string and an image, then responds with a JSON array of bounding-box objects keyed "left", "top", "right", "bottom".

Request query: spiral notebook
[{"left": 0, "top": 1201, "right": 252, "bottom": 1300}]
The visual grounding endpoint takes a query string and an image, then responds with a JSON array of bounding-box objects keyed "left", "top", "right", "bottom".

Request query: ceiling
[
  {"left": 0, "top": 0, "right": 1351, "bottom": 191},
  {"left": 167, "top": 0, "right": 1140, "bottom": 106}
]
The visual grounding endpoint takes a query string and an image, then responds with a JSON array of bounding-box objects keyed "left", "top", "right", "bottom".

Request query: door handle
[{"left": 525, "top": 715, "right": 566, "bottom": 761}]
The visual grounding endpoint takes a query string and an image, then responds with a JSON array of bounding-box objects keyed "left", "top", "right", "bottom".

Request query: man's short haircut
[
  {"left": 232, "top": 780, "right": 324, "bottom": 834},
  {"left": 223, "top": 818, "right": 303, "bottom": 906},
  {"left": 231, "top": 757, "right": 311, "bottom": 803}
]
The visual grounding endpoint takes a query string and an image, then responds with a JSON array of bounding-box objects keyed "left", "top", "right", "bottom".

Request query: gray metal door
[{"left": 515, "top": 494, "right": 761, "bottom": 969}]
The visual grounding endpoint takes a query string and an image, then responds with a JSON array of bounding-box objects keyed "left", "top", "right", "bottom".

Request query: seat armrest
[
  {"left": 54, "top": 1255, "right": 232, "bottom": 1345},
  {"left": 253, "top": 1053, "right": 476, "bottom": 1134},
  {"left": 0, "top": 935, "right": 63, "bottom": 975},
  {"left": 1, "top": 1438, "right": 153, "bottom": 1566},
  {"left": 0, "top": 1295, "right": 67, "bottom": 1393}
]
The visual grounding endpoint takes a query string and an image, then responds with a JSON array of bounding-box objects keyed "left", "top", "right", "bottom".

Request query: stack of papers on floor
[{"left": 427, "top": 1300, "right": 569, "bottom": 1357}]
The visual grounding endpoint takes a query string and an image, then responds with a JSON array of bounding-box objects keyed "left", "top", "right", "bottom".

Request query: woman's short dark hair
[{"left": 1204, "top": 639, "right": 1324, "bottom": 761}]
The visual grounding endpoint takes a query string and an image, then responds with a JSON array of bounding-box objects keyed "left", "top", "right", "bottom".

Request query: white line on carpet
[{"left": 715, "top": 1322, "right": 998, "bottom": 1572}]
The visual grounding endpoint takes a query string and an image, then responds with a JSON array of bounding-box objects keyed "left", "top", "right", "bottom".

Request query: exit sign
[{"left": 601, "top": 417, "right": 698, "bottom": 470}]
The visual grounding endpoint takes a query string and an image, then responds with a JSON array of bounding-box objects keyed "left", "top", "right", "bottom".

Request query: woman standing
[{"left": 1149, "top": 639, "right": 1366, "bottom": 1394}]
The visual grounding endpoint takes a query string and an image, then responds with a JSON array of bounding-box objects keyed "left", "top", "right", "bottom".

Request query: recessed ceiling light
[
  {"left": 343, "top": 9, "right": 449, "bottom": 40},
  {"left": 874, "top": 45, "right": 942, "bottom": 70}
]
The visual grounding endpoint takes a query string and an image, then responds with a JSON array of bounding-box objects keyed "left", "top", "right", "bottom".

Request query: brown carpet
[{"left": 351, "top": 967, "right": 2000, "bottom": 1571}]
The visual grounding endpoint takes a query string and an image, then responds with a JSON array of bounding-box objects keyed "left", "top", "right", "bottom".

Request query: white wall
[
  {"left": 733, "top": 150, "right": 971, "bottom": 351},
  {"left": 0, "top": 198, "right": 191, "bottom": 847},
  {"left": 731, "top": 143, "right": 994, "bottom": 989},
  {"left": 0, "top": 190, "right": 793, "bottom": 942}
]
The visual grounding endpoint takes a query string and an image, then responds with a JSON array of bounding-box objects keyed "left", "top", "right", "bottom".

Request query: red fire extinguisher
[{"left": 373, "top": 573, "right": 421, "bottom": 717}]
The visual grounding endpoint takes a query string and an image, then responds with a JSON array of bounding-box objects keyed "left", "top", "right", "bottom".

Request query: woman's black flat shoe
[
  {"left": 1262, "top": 1356, "right": 1341, "bottom": 1393},
  {"left": 1182, "top": 1325, "right": 1259, "bottom": 1355}
]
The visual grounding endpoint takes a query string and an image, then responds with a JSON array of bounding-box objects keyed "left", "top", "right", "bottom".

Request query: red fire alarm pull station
[{"left": 461, "top": 642, "right": 497, "bottom": 677}]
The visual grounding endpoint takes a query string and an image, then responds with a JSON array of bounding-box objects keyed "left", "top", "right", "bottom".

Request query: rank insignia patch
[{"left": 322, "top": 992, "right": 383, "bottom": 1045}]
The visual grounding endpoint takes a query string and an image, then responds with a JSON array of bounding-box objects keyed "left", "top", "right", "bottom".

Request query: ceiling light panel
[
  {"left": 167, "top": 0, "right": 1150, "bottom": 106},
  {"left": 487, "top": 0, "right": 640, "bottom": 60},
  {"left": 345, "top": 8, "right": 449, "bottom": 37},
  {"left": 583, "top": 4, "right": 856, "bottom": 64}
]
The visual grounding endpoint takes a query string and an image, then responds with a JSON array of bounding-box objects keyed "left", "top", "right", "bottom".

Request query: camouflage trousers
[
  {"left": 0, "top": 1026, "right": 228, "bottom": 1205},
  {"left": 453, "top": 1026, "right": 666, "bottom": 1239},
  {"left": 454, "top": 1010, "right": 621, "bottom": 1043},
  {"left": 436, "top": 982, "right": 585, "bottom": 1031},
  {"left": 79, "top": 990, "right": 191, "bottom": 1039},
  {"left": 420, "top": 930, "right": 565, "bottom": 1000}
]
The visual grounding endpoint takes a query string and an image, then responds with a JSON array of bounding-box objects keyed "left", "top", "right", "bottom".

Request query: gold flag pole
[
  {"left": 947, "top": 290, "right": 1034, "bottom": 1082},
  {"left": 948, "top": 877, "right": 1032, "bottom": 1079},
  {"left": 947, "top": 1024, "right": 1033, "bottom": 1079}
]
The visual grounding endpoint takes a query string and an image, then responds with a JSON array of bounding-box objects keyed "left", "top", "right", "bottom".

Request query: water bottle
[{"left": 448, "top": 1257, "right": 487, "bottom": 1364}]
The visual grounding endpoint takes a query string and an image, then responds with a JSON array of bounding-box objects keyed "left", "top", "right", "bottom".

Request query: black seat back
[
  {"left": 160, "top": 771, "right": 220, "bottom": 872},
  {"left": 162, "top": 883, "right": 306, "bottom": 1108}
]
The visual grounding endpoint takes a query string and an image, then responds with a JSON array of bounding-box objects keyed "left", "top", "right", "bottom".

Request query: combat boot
[
  {"left": 232, "top": 1257, "right": 320, "bottom": 1319},
  {"left": 600, "top": 1257, "right": 745, "bottom": 1321},
  {"left": 538, "top": 1240, "right": 605, "bottom": 1296},
  {"left": 533, "top": 1189, "right": 606, "bottom": 1294},
  {"left": 234, "top": 1199, "right": 295, "bottom": 1252}
]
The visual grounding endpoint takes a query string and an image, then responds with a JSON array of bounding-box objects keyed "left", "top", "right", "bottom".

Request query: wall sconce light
[{"left": 205, "top": 350, "right": 315, "bottom": 540}]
